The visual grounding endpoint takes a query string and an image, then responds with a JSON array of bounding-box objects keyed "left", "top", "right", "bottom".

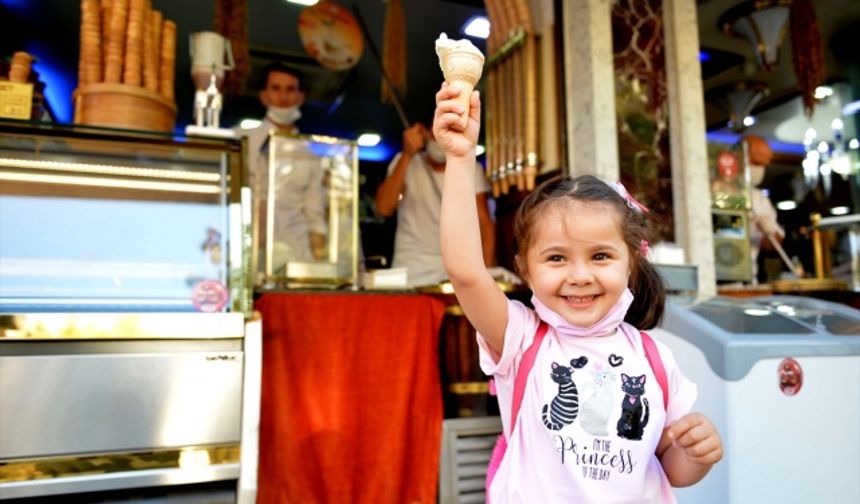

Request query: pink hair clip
[
  {"left": 609, "top": 182, "right": 649, "bottom": 213},
  {"left": 640, "top": 239, "right": 650, "bottom": 257}
]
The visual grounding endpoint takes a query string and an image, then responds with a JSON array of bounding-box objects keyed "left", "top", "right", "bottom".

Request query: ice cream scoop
[{"left": 435, "top": 33, "right": 485, "bottom": 128}]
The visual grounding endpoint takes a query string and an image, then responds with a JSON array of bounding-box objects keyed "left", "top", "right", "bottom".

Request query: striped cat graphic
[{"left": 542, "top": 356, "right": 588, "bottom": 431}]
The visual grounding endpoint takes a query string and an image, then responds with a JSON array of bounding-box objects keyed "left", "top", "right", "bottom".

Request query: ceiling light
[
  {"left": 706, "top": 80, "right": 768, "bottom": 132},
  {"left": 743, "top": 116, "right": 756, "bottom": 127},
  {"left": 286, "top": 0, "right": 318, "bottom": 6},
  {"left": 239, "top": 119, "right": 262, "bottom": 129},
  {"left": 776, "top": 200, "right": 797, "bottom": 211},
  {"left": 830, "top": 206, "right": 850, "bottom": 216},
  {"left": 476, "top": 144, "right": 485, "bottom": 156},
  {"left": 743, "top": 308, "right": 771, "bottom": 317},
  {"left": 463, "top": 16, "right": 490, "bottom": 39},
  {"left": 842, "top": 100, "right": 860, "bottom": 116},
  {"left": 814, "top": 86, "right": 833, "bottom": 99},
  {"left": 831, "top": 156, "right": 851, "bottom": 175},
  {"left": 357, "top": 133, "right": 381, "bottom": 147},
  {"left": 719, "top": 1, "right": 790, "bottom": 72}
]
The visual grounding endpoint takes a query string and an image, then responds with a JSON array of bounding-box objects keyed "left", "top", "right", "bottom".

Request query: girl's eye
[
  {"left": 593, "top": 252, "right": 610, "bottom": 261},
  {"left": 547, "top": 254, "right": 565, "bottom": 262}
]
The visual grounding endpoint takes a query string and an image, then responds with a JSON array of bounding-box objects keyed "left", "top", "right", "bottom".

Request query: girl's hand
[
  {"left": 666, "top": 412, "right": 724, "bottom": 466},
  {"left": 432, "top": 81, "right": 480, "bottom": 161}
]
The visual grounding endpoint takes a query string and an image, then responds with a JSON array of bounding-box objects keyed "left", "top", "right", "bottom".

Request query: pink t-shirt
[{"left": 478, "top": 300, "right": 698, "bottom": 504}]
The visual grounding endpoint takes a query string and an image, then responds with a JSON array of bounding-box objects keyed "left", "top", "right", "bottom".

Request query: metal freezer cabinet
[
  {"left": 653, "top": 296, "right": 860, "bottom": 504},
  {"left": 0, "top": 121, "right": 258, "bottom": 501}
]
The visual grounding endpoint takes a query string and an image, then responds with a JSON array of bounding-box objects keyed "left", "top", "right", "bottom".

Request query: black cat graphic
[{"left": 616, "top": 373, "right": 649, "bottom": 440}]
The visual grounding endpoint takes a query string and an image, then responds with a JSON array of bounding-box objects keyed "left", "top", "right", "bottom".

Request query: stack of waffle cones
[
  {"left": 77, "top": 0, "right": 177, "bottom": 103},
  {"left": 8, "top": 52, "right": 32, "bottom": 83},
  {"left": 74, "top": 0, "right": 177, "bottom": 131}
]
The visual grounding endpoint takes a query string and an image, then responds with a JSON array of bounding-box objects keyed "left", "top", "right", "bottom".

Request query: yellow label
[{"left": 0, "top": 82, "right": 34, "bottom": 120}]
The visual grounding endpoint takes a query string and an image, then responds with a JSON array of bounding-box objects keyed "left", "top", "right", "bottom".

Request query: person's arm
[
  {"left": 435, "top": 83, "right": 508, "bottom": 355},
  {"left": 751, "top": 190, "right": 784, "bottom": 251},
  {"left": 375, "top": 124, "right": 425, "bottom": 217},
  {"left": 303, "top": 165, "right": 328, "bottom": 260},
  {"left": 656, "top": 412, "right": 724, "bottom": 487},
  {"left": 476, "top": 192, "right": 495, "bottom": 267}
]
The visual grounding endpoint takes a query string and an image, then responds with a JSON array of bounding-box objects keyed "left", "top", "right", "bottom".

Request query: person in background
[
  {"left": 239, "top": 63, "right": 327, "bottom": 269},
  {"left": 434, "top": 82, "right": 722, "bottom": 502},
  {"left": 375, "top": 122, "right": 495, "bottom": 287},
  {"left": 744, "top": 135, "right": 785, "bottom": 281}
]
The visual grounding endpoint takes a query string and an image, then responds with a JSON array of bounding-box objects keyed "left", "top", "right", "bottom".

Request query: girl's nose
[{"left": 565, "top": 261, "right": 594, "bottom": 285}]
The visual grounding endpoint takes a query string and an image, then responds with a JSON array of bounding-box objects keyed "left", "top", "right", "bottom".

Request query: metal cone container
[{"left": 438, "top": 49, "right": 484, "bottom": 128}]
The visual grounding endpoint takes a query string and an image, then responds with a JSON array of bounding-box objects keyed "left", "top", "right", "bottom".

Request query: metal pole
[{"left": 351, "top": 4, "right": 410, "bottom": 129}]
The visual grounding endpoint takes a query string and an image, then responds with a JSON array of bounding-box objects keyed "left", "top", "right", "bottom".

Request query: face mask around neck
[
  {"left": 266, "top": 105, "right": 302, "bottom": 126},
  {"left": 424, "top": 139, "right": 446, "bottom": 164}
]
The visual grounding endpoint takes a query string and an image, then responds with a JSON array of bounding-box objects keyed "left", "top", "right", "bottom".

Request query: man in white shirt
[
  {"left": 375, "top": 123, "right": 495, "bottom": 287},
  {"left": 744, "top": 135, "right": 785, "bottom": 281},
  {"left": 240, "top": 63, "right": 327, "bottom": 273}
]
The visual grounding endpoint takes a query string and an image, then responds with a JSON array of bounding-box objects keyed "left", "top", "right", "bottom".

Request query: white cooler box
[{"left": 653, "top": 295, "right": 860, "bottom": 504}]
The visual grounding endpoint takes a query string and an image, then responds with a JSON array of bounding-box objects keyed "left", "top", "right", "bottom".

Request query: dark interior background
[{"left": 2, "top": 0, "right": 859, "bottom": 271}]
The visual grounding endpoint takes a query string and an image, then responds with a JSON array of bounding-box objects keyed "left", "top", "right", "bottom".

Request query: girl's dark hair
[{"left": 513, "top": 174, "right": 666, "bottom": 329}]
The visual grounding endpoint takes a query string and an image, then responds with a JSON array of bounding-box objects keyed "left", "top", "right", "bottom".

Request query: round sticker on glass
[{"left": 192, "top": 280, "right": 229, "bottom": 313}]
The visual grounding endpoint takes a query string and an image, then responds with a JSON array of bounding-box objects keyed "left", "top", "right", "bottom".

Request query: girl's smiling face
[{"left": 521, "top": 200, "right": 631, "bottom": 329}]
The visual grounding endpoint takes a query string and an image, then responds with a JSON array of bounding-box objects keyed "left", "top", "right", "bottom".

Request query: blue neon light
[
  {"left": 699, "top": 51, "right": 711, "bottom": 63},
  {"left": 706, "top": 131, "right": 806, "bottom": 155},
  {"left": 2, "top": 0, "right": 30, "bottom": 11},
  {"left": 358, "top": 143, "right": 395, "bottom": 162},
  {"left": 24, "top": 41, "right": 75, "bottom": 123}
]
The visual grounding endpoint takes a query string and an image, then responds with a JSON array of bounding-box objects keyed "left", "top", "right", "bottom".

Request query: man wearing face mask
[
  {"left": 239, "top": 63, "right": 327, "bottom": 271},
  {"left": 375, "top": 123, "right": 495, "bottom": 287},
  {"left": 744, "top": 135, "right": 785, "bottom": 281}
]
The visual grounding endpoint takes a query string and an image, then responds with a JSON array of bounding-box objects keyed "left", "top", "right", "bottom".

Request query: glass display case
[
  {"left": 251, "top": 132, "right": 358, "bottom": 289},
  {"left": 0, "top": 120, "right": 251, "bottom": 314},
  {"left": 0, "top": 120, "right": 255, "bottom": 501}
]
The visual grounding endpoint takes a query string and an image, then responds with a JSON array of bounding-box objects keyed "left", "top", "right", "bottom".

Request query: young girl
[{"left": 433, "top": 82, "right": 723, "bottom": 503}]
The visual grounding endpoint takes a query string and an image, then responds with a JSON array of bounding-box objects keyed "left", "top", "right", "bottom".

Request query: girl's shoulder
[
  {"left": 506, "top": 298, "right": 542, "bottom": 346},
  {"left": 477, "top": 299, "right": 542, "bottom": 377}
]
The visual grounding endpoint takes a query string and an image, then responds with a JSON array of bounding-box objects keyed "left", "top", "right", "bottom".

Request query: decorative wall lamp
[
  {"left": 719, "top": 0, "right": 792, "bottom": 72},
  {"left": 707, "top": 81, "right": 769, "bottom": 131}
]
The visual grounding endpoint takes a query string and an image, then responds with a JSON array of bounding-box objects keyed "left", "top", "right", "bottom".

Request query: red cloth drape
[{"left": 256, "top": 292, "right": 446, "bottom": 504}]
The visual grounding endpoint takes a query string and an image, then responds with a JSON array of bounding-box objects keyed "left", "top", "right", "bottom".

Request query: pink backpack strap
[
  {"left": 640, "top": 331, "right": 669, "bottom": 409},
  {"left": 510, "top": 321, "right": 548, "bottom": 430}
]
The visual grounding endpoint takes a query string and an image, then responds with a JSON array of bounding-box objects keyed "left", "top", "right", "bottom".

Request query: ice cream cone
[{"left": 436, "top": 34, "right": 484, "bottom": 128}]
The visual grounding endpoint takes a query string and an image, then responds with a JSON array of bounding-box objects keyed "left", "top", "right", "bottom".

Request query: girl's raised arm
[{"left": 434, "top": 83, "right": 508, "bottom": 354}]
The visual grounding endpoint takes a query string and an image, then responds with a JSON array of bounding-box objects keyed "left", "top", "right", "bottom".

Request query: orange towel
[{"left": 256, "top": 292, "right": 446, "bottom": 504}]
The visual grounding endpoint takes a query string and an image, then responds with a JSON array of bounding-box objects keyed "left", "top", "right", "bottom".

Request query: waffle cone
[{"left": 439, "top": 50, "right": 483, "bottom": 127}]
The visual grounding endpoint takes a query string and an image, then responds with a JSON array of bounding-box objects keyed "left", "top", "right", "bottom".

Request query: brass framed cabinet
[{"left": 0, "top": 120, "right": 259, "bottom": 502}]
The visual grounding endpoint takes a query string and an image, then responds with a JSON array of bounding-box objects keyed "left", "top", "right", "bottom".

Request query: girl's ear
[{"left": 515, "top": 254, "right": 531, "bottom": 288}]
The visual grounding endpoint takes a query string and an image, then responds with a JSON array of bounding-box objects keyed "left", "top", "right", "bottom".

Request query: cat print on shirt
[
  {"left": 542, "top": 356, "right": 588, "bottom": 431},
  {"left": 616, "top": 373, "right": 649, "bottom": 440},
  {"left": 578, "top": 365, "right": 617, "bottom": 437}
]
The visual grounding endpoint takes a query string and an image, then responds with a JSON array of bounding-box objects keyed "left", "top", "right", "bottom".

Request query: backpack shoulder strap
[
  {"left": 640, "top": 331, "right": 669, "bottom": 409},
  {"left": 510, "top": 321, "right": 548, "bottom": 430}
]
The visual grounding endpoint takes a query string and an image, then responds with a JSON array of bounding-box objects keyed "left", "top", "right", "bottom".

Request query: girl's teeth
[{"left": 567, "top": 296, "right": 594, "bottom": 303}]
